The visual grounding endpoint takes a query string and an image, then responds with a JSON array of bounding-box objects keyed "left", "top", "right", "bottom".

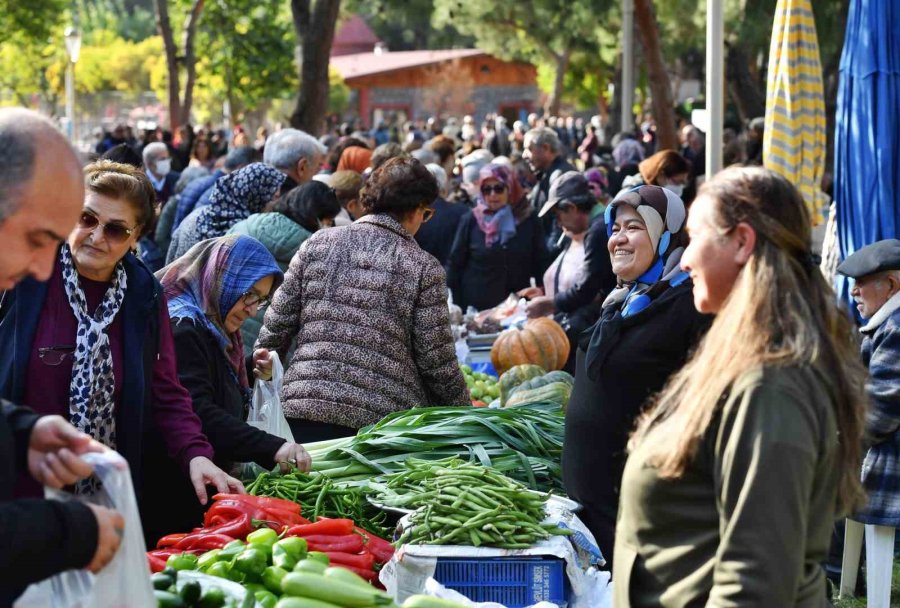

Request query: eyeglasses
[
  {"left": 480, "top": 184, "right": 507, "bottom": 195},
  {"left": 421, "top": 207, "right": 435, "bottom": 223},
  {"left": 38, "top": 345, "right": 76, "bottom": 366},
  {"left": 241, "top": 291, "right": 272, "bottom": 309},
  {"left": 78, "top": 212, "right": 137, "bottom": 243}
]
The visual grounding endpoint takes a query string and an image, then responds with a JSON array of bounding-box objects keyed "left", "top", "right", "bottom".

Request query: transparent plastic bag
[
  {"left": 16, "top": 450, "right": 155, "bottom": 608},
  {"left": 236, "top": 353, "right": 295, "bottom": 480},
  {"left": 247, "top": 352, "right": 294, "bottom": 444}
]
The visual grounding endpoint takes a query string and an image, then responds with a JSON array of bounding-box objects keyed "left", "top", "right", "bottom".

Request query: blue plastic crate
[{"left": 433, "top": 556, "right": 568, "bottom": 607}]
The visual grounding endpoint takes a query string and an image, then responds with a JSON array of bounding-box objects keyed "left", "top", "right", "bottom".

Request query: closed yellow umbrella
[{"left": 763, "top": 0, "right": 827, "bottom": 224}]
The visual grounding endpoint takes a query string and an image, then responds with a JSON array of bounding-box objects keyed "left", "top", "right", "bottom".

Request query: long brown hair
[{"left": 631, "top": 166, "right": 866, "bottom": 515}]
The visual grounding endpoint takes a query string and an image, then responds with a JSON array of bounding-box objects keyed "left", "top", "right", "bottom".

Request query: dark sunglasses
[
  {"left": 38, "top": 345, "right": 76, "bottom": 367},
  {"left": 480, "top": 184, "right": 507, "bottom": 195},
  {"left": 241, "top": 291, "right": 272, "bottom": 309},
  {"left": 78, "top": 212, "right": 136, "bottom": 243}
]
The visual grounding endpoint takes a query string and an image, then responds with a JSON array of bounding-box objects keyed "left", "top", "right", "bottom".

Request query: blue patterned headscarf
[
  {"left": 156, "top": 234, "right": 283, "bottom": 389},
  {"left": 194, "top": 163, "right": 286, "bottom": 241}
]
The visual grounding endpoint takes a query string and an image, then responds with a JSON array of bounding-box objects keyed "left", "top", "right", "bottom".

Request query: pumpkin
[
  {"left": 491, "top": 318, "right": 570, "bottom": 376},
  {"left": 505, "top": 381, "right": 573, "bottom": 410},
  {"left": 498, "top": 364, "right": 547, "bottom": 406}
]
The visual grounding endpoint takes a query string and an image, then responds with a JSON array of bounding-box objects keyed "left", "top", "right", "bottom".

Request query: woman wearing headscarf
[
  {"left": 335, "top": 146, "right": 374, "bottom": 174},
  {"left": 614, "top": 167, "right": 866, "bottom": 606},
  {"left": 0, "top": 161, "right": 242, "bottom": 544},
  {"left": 154, "top": 235, "right": 310, "bottom": 534},
  {"left": 228, "top": 182, "right": 341, "bottom": 353},
  {"left": 561, "top": 185, "right": 712, "bottom": 567},
  {"left": 446, "top": 163, "right": 549, "bottom": 311},
  {"left": 167, "top": 162, "right": 286, "bottom": 263}
]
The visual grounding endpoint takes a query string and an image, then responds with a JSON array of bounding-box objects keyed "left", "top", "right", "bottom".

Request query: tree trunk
[
  {"left": 632, "top": 0, "right": 677, "bottom": 150},
  {"left": 545, "top": 48, "right": 571, "bottom": 117},
  {"left": 153, "top": 0, "right": 182, "bottom": 133},
  {"left": 724, "top": 42, "right": 766, "bottom": 124},
  {"left": 178, "top": 0, "right": 205, "bottom": 128},
  {"left": 290, "top": 0, "right": 341, "bottom": 135}
]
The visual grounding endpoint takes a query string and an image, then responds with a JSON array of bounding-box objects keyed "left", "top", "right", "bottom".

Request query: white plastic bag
[
  {"left": 16, "top": 450, "right": 155, "bottom": 608},
  {"left": 248, "top": 352, "right": 294, "bottom": 443}
]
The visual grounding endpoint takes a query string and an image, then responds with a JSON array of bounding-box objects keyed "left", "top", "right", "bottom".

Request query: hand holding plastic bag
[{"left": 16, "top": 450, "right": 155, "bottom": 608}]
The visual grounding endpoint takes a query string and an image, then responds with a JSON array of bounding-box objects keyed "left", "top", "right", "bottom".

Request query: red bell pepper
[
  {"left": 147, "top": 553, "right": 167, "bottom": 573},
  {"left": 174, "top": 533, "right": 236, "bottom": 551},
  {"left": 285, "top": 518, "right": 354, "bottom": 537},
  {"left": 337, "top": 565, "right": 379, "bottom": 583},
  {"left": 324, "top": 551, "right": 376, "bottom": 570},
  {"left": 156, "top": 533, "right": 189, "bottom": 549},
  {"left": 302, "top": 534, "right": 365, "bottom": 554},
  {"left": 354, "top": 526, "right": 395, "bottom": 564}
]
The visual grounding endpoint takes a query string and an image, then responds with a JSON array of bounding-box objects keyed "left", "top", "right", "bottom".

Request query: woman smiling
[{"left": 561, "top": 185, "right": 711, "bottom": 566}]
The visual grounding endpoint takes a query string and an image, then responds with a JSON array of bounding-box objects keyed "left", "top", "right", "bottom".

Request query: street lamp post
[{"left": 64, "top": 27, "right": 82, "bottom": 144}]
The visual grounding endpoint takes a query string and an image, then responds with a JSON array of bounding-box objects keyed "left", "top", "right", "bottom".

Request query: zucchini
[
  {"left": 280, "top": 572, "right": 392, "bottom": 607},
  {"left": 293, "top": 559, "right": 328, "bottom": 575},
  {"left": 154, "top": 590, "right": 187, "bottom": 608},
  {"left": 151, "top": 572, "right": 175, "bottom": 591},
  {"left": 274, "top": 598, "right": 344, "bottom": 608},
  {"left": 322, "top": 566, "right": 371, "bottom": 588},
  {"left": 402, "top": 595, "right": 469, "bottom": 608}
]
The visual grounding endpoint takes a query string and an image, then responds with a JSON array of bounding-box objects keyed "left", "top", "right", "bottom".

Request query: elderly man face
[
  {"left": 852, "top": 271, "right": 900, "bottom": 319},
  {"left": 0, "top": 110, "right": 84, "bottom": 289},
  {"left": 523, "top": 135, "right": 555, "bottom": 172}
]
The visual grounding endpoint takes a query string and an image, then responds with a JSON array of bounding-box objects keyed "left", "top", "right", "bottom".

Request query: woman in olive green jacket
[{"left": 613, "top": 167, "right": 868, "bottom": 607}]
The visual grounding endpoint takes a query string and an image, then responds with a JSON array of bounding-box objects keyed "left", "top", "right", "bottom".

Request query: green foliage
[{"left": 0, "top": 0, "right": 68, "bottom": 45}]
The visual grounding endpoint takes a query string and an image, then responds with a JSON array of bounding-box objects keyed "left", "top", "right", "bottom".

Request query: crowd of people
[{"left": 0, "top": 102, "right": 898, "bottom": 608}]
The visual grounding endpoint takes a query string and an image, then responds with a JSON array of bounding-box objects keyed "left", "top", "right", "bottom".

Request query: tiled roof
[
  {"left": 332, "top": 15, "right": 381, "bottom": 56},
  {"left": 330, "top": 49, "right": 486, "bottom": 80}
]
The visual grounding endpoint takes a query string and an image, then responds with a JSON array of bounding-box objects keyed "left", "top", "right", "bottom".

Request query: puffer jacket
[
  {"left": 256, "top": 213, "right": 469, "bottom": 428},
  {"left": 228, "top": 212, "right": 313, "bottom": 354}
]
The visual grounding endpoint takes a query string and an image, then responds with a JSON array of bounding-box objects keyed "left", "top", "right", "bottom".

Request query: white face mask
[
  {"left": 155, "top": 158, "right": 172, "bottom": 177},
  {"left": 663, "top": 182, "right": 684, "bottom": 198}
]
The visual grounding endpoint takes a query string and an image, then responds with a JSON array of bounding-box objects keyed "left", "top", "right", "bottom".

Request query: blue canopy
[{"left": 834, "top": 0, "right": 900, "bottom": 304}]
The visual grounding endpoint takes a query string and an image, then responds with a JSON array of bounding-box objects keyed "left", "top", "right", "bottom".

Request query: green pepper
[
  {"left": 198, "top": 586, "right": 226, "bottom": 608},
  {"left": 205, "top": 561, "right": 232, "bottom": 580},
  {"left": 234, "top": 547, "right": 268, "bottom": 578},
  {"left": 242, "top": 583, "right": 267, "bottom": 595},
  {"left": 305, "top": 551, "right": 330, "bottom": 565},
  {"left": 273, "top": 552, "right": 296, "bottom": 572},
  {"left": 254, "top": 589, "right": 278, "bottom": 608},
  {"left": 273, "top": 537, "right": 306, "bottom": 560},
  {"left": 166, "top": 553, "right": 199, "bottom": 571},
  {"left": 219, "top": 539, "right": 246, "bottom": 560},
  {"left": 198, "top": 549, "right": 222, "bottom": 571},
  {"left": 262, "top": 565, "right": 288, "bottom": 594},
  {"left": 179, "top": 580, "right": 202, "bottom": 605},
  {"left": 246, "top": 527, "right": 278, "bottom": 547}
]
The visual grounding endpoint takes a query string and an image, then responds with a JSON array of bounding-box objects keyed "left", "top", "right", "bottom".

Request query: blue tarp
[{"left": 834, "top": 0, "right": 900, "bottom": 303}]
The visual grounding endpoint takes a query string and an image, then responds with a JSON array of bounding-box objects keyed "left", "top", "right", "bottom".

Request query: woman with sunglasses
[
  {"left": 0, "top": 161, "right": 242, "bottom": 544},
  {"left": 446, "top": 163, "right": 549, "bottom": 311},
  {"left": 155, "top": 234, "right": 311, "bottom": 534},
  {"left": 257, "top": 157, "right": 469, "bottom": 442}
]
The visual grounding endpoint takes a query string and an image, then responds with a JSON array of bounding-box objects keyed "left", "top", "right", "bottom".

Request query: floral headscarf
[
  {"left": 157, "top": 234, "right": 283, "bottom": 391},
  {"left": 472, "top": 163, "right": 527, "bottom": 248},
  {"left": 195, "top": 162, "right": 286, "bottom": 241}
]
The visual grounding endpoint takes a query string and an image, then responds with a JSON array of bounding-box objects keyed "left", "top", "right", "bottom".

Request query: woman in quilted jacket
[{"left": 257, "top": 157, "right": 469, "bottom": 441}]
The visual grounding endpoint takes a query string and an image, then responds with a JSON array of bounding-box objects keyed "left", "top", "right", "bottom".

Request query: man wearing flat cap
[{"left": 837, "top": 238, "right": 900, "bottom": 562}]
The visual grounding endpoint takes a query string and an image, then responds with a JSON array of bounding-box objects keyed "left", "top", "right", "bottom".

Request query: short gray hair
[
  {"left": 425, "top": 163, "right": 448, "bottom": 195},
  {"left": 524, "top": 127, "right": 562, "bottom": 154},
  {"left": 142, "top": 142, "right": 168, "bottom": 165},
  {"left": 0, "top": 108, "right": 76, "bottom": 221},
  {"left": 263, "top": 128, "right": 327, "bottom": 171}
]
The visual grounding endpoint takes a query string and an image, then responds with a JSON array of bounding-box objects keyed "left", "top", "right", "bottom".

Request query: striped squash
[{"left": 490, "top": 318, "right": 570, "bottom": 375}]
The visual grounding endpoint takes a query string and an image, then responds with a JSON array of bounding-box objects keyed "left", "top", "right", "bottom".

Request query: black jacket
[
  {"left": 561, "top": 282, "right": 711, "bottom": 565},
  {"left": 528, "top": 155, "right": 576, "bottom": 248},
  {"left": 553, "top": 214, "right": 617, "bottom": 315},
  {"left": 414, "top": 197, "right": 469, "bottom": 266},
  {"left": 446, "top": 209, "right": 550, "bottom": 311},
  {"left": 0, "top": 402, "right": 97, "bottom": 604},
  {"left": 143, "top": 319, "right": 284, "bottom": 539}
]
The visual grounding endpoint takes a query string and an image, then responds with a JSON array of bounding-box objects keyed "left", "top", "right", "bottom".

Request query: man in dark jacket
[
  {"left": 0, "top": 108, "right": 124, "bottom": 602},
  {"left": 837, "top": 240, "right": 900, "bottom": 579},
  {"left": 414, "top": 164, "right": 468, "bottom": 266},
  {"left": 524, "top": 127, "right": 576, "bottom": 251},
  {"left": 525, "top": 172, "right": 617, "bottom": 366}
]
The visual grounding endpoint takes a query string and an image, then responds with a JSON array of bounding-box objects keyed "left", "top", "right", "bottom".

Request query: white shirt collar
[{"left": 861, "top": 290, "right": 900, "bottom": 333}]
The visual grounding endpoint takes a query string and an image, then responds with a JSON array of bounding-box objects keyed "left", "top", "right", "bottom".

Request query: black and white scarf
[{"left": 60, "top": 244, "right": 127, "bottom": 492}]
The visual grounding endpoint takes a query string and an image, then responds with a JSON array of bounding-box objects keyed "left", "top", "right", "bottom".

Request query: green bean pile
[
  {"left": 377, "top": 459, "right": 571, "bottom": 549},
  {"left": 245, "top": 470, "right": 392, "bottom": 539}
]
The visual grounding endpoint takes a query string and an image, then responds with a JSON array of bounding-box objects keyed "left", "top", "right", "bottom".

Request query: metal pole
[
  {"left": 621, "top": 0, "right": 635, "bottom": 133},
  {"left": 706, "top": 0, "right": 723, "bottom": 176},
  {"left": 65, "top": 61, "right": 75, "bottom": 143}
]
